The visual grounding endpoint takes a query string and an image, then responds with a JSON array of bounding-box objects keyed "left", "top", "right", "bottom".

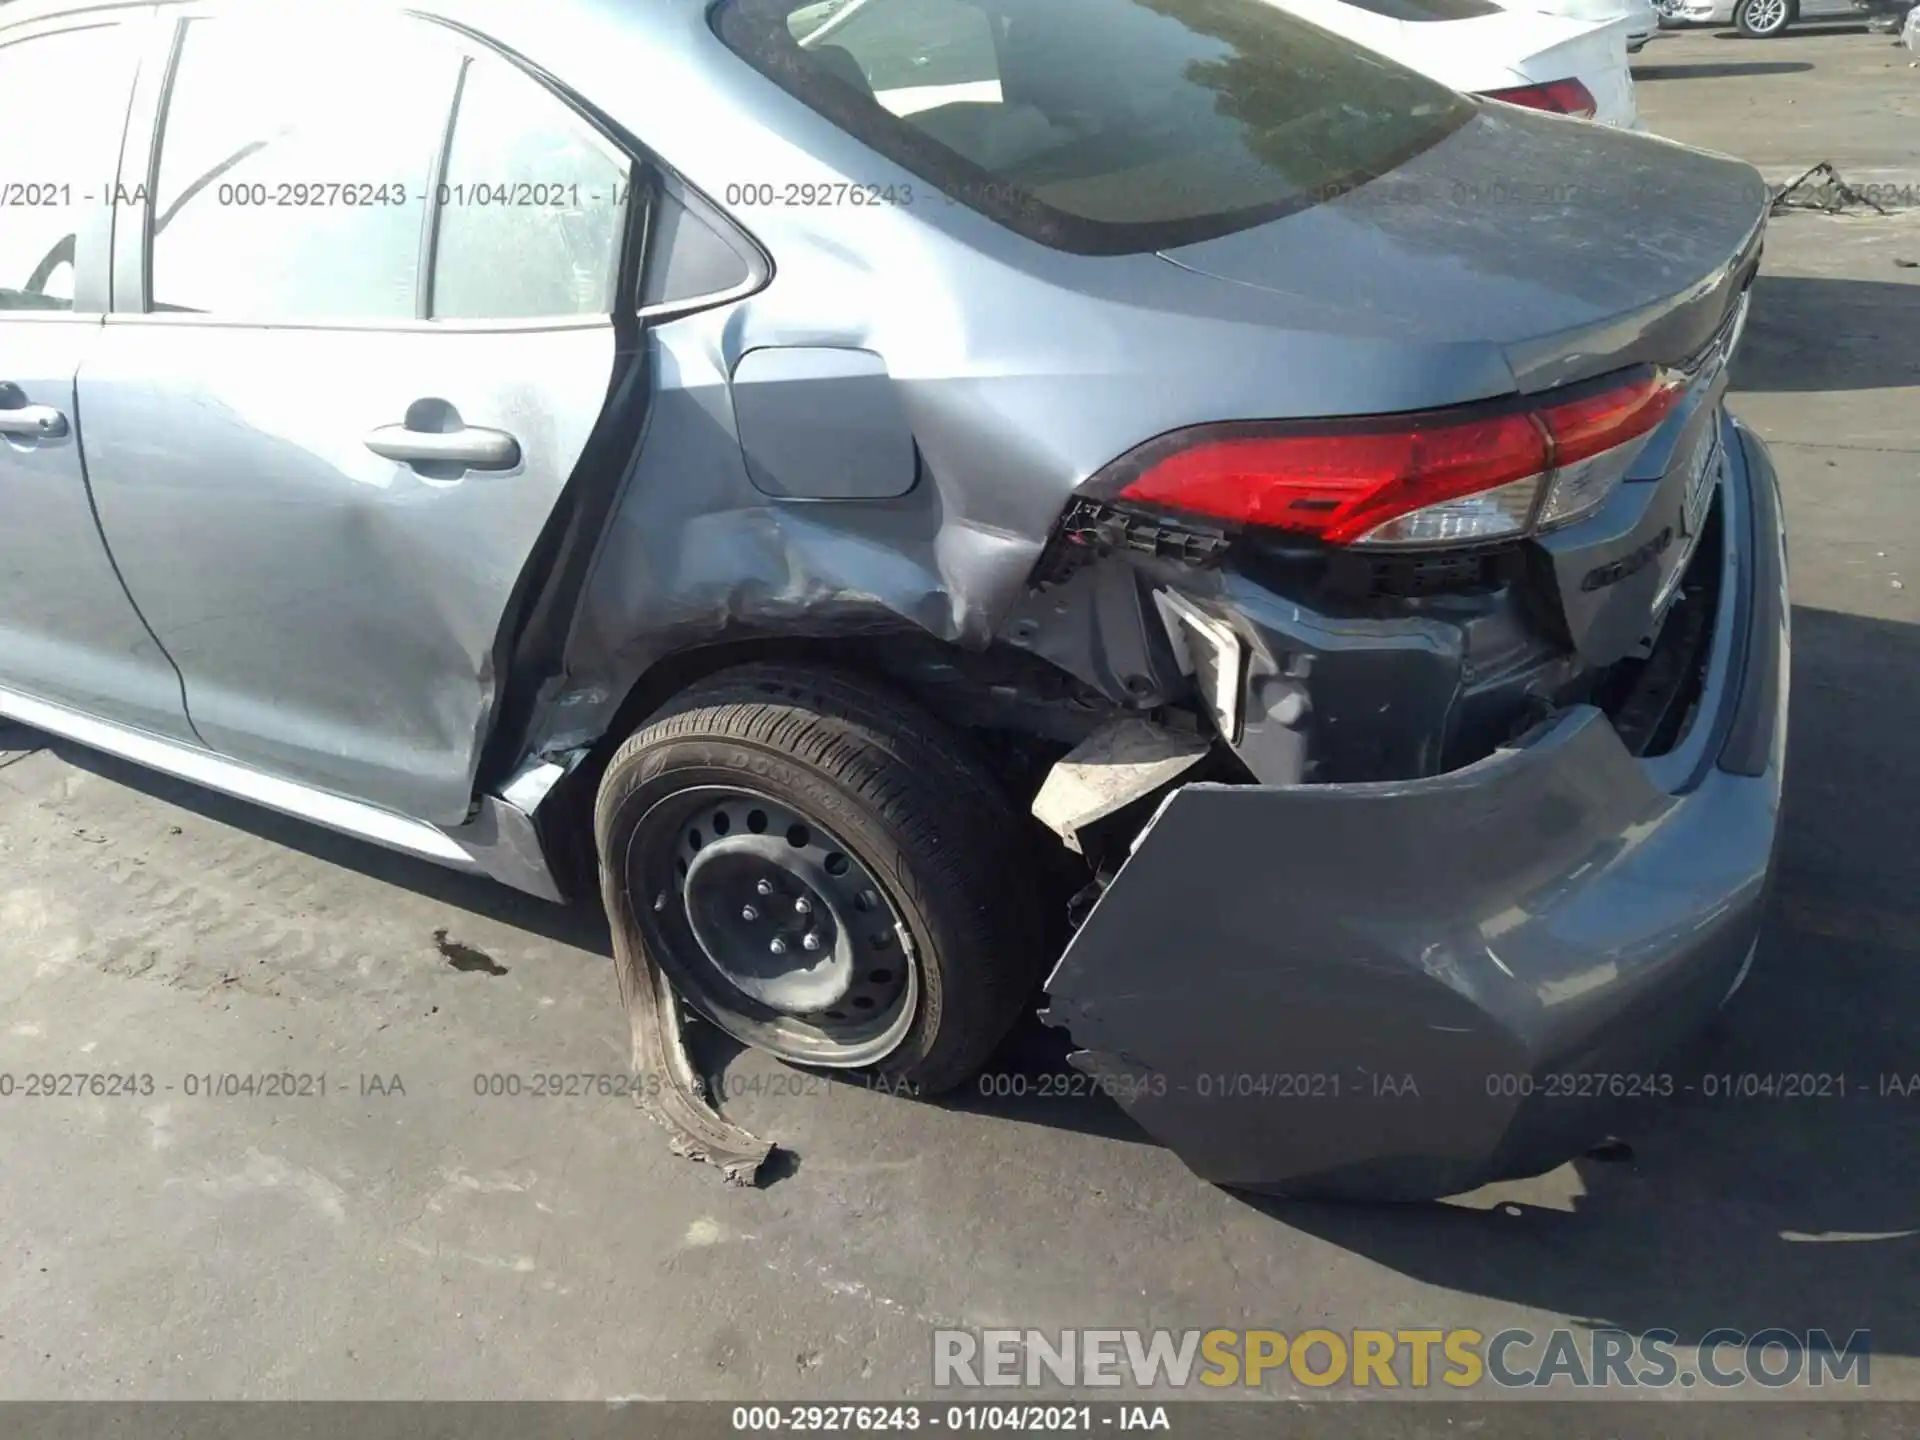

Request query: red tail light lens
[
  {"left": 1100, "top": 368, "right": 1684, "bottom": 549},
  {"left": 1115, "top": 412, "right": 1549, "bottom": 546},
  {"left": 1479, "top": 79, "right": 1599, "bottom": 119},
  {"left": 1539, "top": 369, "right": 1684, "bottom": 465}
]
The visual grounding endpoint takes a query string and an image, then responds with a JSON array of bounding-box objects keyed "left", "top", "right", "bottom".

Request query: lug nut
[
  {"left": 756, "top": 879, "right": 774, "bottom": 897},
  {"left": 802, "top": 932, "right": 821, "bottom": 952},
  {"left": 794, "top": 897, "right": 812, "bottom": 916},
  {"left": 741, "top": 904, "right": 759, "bottom": 921},
  {"left": 770, "top": 937, "right": 788, "bottom": 955}
]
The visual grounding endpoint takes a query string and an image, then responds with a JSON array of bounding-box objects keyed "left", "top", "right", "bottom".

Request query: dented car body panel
[
  {"left": 457, "top": 0, "right": 1766, "bottom": 766},
  {"left": 1043, "top": 418, "right": 1787, "bottom": 1196},
  {"left": 0, "top": 0, "right": 1789, "bottom": 1198},
  {"left": 528, "top": 110, "right": 1760, "bottom": 755}
]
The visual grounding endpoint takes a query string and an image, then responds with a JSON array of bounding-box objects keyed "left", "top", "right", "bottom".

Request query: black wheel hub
[
  {"left": 629, "top": 788, "right": 916, "bottom": 1067},
  {"left": 683, "top": 838, "right": 851, "bottom": 1015}
]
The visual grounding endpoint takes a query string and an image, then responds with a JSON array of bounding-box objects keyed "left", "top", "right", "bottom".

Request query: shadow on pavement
[
  {"left": 1713, "top": 21, "right": 1871, "bottom": 34},
  {"left": 27, "top": 735, "right": 613, "bottom": 959},
  {"left": 1634, "top": 60, "right": 1816, "bottom": 75},
  {"left": 1735, "top": 273, "right": 1920, "bottom": 394}
]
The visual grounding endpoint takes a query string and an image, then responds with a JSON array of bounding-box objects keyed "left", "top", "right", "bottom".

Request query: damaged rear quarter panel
[
  {"left": 532, "top": 308, "right": 1049, "bottom": 752},
  {"left": 527, "top": 215, "right": 1517, "bottom": 755},
  {"left": 503, "top": 12, "right": 1534, "bottom": 756}
]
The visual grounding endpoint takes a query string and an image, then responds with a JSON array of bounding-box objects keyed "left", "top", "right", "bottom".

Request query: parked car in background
[
  {"left": 1265, "top": 0, "right": 1643, "bottom": 127},
  {"left": 1867, "top": 0, "right": 1915, "bottom": 31},
  {"left": 1656, "top": 0, "right": 1894, "bottom": 37},
  {"left": 2, "top": 0, "right": 1782, "bottom": 1200},
  {"left": 1495, "top": 0, "right": 1658, "bottom": 50}
]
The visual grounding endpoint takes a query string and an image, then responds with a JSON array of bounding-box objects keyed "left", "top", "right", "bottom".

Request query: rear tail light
[
  {"left": 1478, "top": 79, "right": 1599, "bottom": 119},
  {"left": 1089, "top": 368, "right": 1684, "bottom": 550}
]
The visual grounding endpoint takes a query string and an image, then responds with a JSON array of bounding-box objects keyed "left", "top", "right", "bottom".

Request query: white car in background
[
  {"left": 793, "top": 0, "right": 1642, "bottom": 131},
  {"left": 1266, "top": 0, "right": 1642, "bottom": 129},
  {"left": 1494, "top": 0, "right": 1659, "bottom": 50}
]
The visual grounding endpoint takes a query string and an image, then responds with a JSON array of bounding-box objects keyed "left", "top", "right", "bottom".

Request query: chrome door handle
[
  {"left": 364, "top": 424, "right": 521, "bottom": 471},
  {"left": 0, "top": 404, "right": 69, "bottom": 439}
]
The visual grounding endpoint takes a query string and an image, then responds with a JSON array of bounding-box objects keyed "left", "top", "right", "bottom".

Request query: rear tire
[
  {"left": 1735, "top": 0, "right": 1794, "bottom": 36},
  {"left": 593, "top": 663, "right": 1044, "bottom": 1095}
]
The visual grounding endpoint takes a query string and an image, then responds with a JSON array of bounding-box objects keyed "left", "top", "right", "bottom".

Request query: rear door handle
[
  {"left": 0, "top": 404, "right": 70, "bottom": 440},
  {"left": 364, "top": 423, "right": 521, "bottom": 472}
]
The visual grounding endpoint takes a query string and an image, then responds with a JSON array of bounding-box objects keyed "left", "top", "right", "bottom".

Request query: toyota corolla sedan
[{"left": 0, "top": 0, "right": 1785, "bottom": 1198}]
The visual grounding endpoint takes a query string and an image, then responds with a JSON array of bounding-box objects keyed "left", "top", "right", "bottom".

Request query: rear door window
[
  {"left": 717, "top": 0, "right": 1476, "bottom": 254},
  {"left": 0, "top": 25, "right": 136, "bottom": 311},
  {"left": 148, "top": 17, "right": 460, "bottom": 320},
  {"left": 429, "top": 54, "right": 631, "bottom": 321}
]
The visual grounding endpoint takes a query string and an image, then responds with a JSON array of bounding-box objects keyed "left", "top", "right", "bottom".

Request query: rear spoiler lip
[{"left": 1504, "top": 199, "right": 1767, "bottom": 395}]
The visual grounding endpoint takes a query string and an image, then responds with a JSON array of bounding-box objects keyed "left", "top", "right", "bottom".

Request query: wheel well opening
[{"left": 537, "top": 634, "right": 1125, "bottom": 901}]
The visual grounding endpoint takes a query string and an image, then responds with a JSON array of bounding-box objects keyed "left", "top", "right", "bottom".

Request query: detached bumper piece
[{"left": 1043, "top": 420, "right": 1789, "bottom": 1200}]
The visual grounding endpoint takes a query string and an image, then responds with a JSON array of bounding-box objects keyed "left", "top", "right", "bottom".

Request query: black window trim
[{"left": 418, "top": 53, "right": 470, "bottom": 323}]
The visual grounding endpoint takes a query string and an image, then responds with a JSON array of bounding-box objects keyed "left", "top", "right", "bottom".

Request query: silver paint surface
[
  {"left": 77, "top": 322, "right": 616, "bottom": 824},
  {"left": 448, "top": 0, "right": 1768, "bottom": 756},
  {"left": 732, "top": 347, "right": 920, "bottom": 501},
  {"left": 0, "top": 321, "right": 199, "bottom": 742},
  {"left": 3, "top": 0, "right": 1773, "bottom": 817}
]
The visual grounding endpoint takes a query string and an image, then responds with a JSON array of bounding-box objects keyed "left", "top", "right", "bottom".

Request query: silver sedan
[{"left": 0, "top": 0, "right": 1787, "bottom": 1198}]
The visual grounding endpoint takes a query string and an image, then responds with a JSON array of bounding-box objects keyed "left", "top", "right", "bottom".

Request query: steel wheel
[
  {"left": 595, "top": 663, "right": 1047, "bottom": 1094},
  {"left": 627, "top": 785, "right": 919, "bottom": 1068}
]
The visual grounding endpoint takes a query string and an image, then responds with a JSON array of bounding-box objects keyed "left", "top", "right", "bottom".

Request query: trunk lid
[
  {"left": 1157, "top": 106, "right": 1767, "bottom": 391},
  {"left": 1502, "top": 20, "right": 1640, "bottom": 128},
  {"left": 1155, "top": 109, "right": 1765, "bottom": 670}
]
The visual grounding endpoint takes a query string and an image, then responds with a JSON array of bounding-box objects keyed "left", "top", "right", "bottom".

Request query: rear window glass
[{"left": 715, "top": 0, "right": 1475, "bottom": 254}]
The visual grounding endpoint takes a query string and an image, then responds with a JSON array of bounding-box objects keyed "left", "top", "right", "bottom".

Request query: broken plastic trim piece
[
  {"left": 603, "top": 855, "right": 774, "bottom": 1186},
  {"left": 1152, "top": 589, "right": 1245, "bottom": 744},
  {"left": 1031, "top": 718, "right": 1211, "bottom": 854}
]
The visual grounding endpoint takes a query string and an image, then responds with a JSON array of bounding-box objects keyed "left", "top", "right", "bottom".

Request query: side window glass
[
  {"left": 0, "top": 26, "right": 134, "bottom": 312},
  {"left": 149, "top": 18, "right": 460, "bottom": 320},
  {"left": 430, "top": 55, "right": 628, "bottom": 321}
]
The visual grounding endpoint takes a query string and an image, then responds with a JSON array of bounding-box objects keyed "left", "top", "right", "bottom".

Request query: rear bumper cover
[{"left": 1043, "top": 416, "right": 1789, "bottom": 1199}]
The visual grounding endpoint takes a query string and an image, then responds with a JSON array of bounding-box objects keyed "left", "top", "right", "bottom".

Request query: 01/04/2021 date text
[{"left": 0, "top": 179, "right": 638, "bottom": 209}]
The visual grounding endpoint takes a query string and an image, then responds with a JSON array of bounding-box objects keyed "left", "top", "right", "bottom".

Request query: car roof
[{"left": 0, "top": 0, "right": 708, "bottom": 36}]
